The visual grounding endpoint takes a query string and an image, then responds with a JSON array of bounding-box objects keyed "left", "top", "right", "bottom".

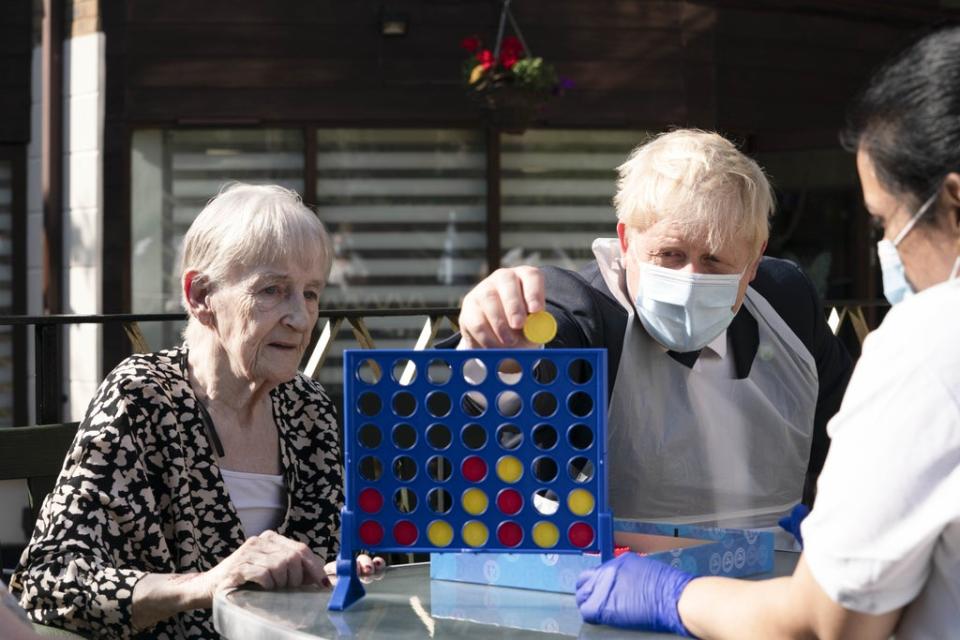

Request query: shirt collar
[{"left": 702, "top": 330, "right": 728, "bottom": 359}]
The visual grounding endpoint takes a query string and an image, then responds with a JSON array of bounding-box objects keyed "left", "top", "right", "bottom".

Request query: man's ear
[
  {"left": 942, "top": 172, "right": 960, "bottom": 234},
  {"left": 183, "top": 270, "right": 215, "bottom": 326},
  {"left": 748, "top": 240, "right": 767, "bottom": 282},
  {"left": 617, "top": 222, "right": 630, "bottom": 255}
]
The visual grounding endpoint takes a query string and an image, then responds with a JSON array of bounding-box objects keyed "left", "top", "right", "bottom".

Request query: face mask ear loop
[
  {"left": 951, "top": 237, "right": 960, "bottom": 280},
  {"left": 893, "top": 192, "right": 938, "bottom": 247}
]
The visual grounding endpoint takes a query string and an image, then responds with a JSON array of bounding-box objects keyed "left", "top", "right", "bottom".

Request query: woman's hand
[
  {"left": 194, "top": 530, "right": 330, "bottom": 604},
  {"left": 324, "top": 554, "right": 387, "bottom": 584},
  {"left": 133, "top": 531, "right": 331, "bottom": 631}
]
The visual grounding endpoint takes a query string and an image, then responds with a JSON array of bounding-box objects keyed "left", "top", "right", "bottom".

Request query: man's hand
[{"left": 458, "top": 266, "right": 546, "bottom": 349}]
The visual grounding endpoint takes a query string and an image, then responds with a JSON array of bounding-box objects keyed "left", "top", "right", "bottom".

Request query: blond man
[{"left": 457, "top": 129, "right": 852, "bottom": 532}]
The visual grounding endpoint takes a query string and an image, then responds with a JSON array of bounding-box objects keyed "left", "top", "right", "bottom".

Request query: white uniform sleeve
[{"left": 801, "top": 344, "right": 960, "bottom": 615}]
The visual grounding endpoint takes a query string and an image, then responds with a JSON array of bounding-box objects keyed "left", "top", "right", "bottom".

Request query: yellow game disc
[
  {"left": 532, "top": 521, "right": 560, "bottom": 548},
  {"left": 462, "top": 520, "right": 489, "bottom": 547},
  {"left": 523, "top": 310, "right": 557, "bottom": 345},
  {"left": 461, "top": 488, "right": 489, "bottom": 515},
  {"left": 427, "top": 520, "right": 453, "bottom": 547},
  {"left": 496, "top": 455, "right": 523, "bottom": 483},
  {"left": 567, "top": 489, "right": 596, "bottom": 516}
]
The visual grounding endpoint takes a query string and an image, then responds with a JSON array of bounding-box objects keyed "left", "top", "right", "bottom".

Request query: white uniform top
[
  {"left": 220, "top": 468, "right": 287, "bottom": 538},
  {"left": 802, "top": 278, "right": 960, "bottom": 639}
]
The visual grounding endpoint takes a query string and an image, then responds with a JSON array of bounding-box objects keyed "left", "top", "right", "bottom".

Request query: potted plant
[{"left": 461, "top": 34, "right": 568, "bottom": 133}]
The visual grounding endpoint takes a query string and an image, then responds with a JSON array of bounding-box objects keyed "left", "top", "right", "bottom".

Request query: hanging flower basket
[
  {"left": 460, "top": 7, "right": 570, "bottom": 134},
  {"left": 471, "top": 81, "right": 547, "bottom": 134}
]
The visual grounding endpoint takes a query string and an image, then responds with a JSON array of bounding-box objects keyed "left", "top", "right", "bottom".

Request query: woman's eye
[
  {"left": 263, "top": 285, "right": 282, "bottom": 296},
  {"left": 305, "top": 290, "right": 320, "bottom": 301}
]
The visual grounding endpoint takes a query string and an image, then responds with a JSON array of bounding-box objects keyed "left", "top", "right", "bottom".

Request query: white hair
[
  {"left": 179, "top": 182, "right": 333, "bottom": 318},
  {"left": 614, "top": 129, "right": 774, "bottom": 253}
]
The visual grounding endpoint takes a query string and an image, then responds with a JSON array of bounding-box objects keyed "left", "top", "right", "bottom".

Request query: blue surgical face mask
[
  {"left": 634, "top": 262, "right": 743, "bottom": 353},
  {"left": 876, "top": 192, "right": 937, "bottom": 305}
]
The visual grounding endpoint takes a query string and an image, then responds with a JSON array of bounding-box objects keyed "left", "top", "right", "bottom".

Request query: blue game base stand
[
  {"left": 329, "top": 348, "right": 611, "bottom": 612},
  {"left": 328, "top": 508, "right": 365, "bottom": 611}
]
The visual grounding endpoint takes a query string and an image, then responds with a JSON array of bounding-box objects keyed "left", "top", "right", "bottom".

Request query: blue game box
[{"left": 430, "top": 519, "right": 775, "bottom": 594}]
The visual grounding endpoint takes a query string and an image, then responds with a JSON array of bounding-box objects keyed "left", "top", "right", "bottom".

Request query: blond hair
[
  {"left": 614, "top": 129, "right": 774, "bottom": 253},
  {"left": 179, "top": 182, "right": 333, "bottom": 317}
]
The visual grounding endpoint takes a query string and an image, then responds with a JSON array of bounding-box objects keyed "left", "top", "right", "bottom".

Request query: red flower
[
  {"left": 501, "top": 35, "right": 524, "bottom": 56},
  {"left": 501, "top": 50, "right": 520, "bottom": 69},
  {"left": 461, "top": 35, "right": 481, "bottom": 53},
  {"left": 476, "top": 49, "right": 494, "bottom": 70}
]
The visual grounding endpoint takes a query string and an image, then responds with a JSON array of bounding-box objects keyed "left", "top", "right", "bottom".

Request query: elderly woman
[
  {"left": 576, "top": 26, "right": 960, "bottom": 639},
  {"left": 457, "top": 129, "right": 851, "bottom": 531},
  {"left": 10, "top": 184, "right": 371, "bottom": 639}
]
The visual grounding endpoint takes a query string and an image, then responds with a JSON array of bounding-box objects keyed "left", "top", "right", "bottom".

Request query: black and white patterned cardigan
[{"left": 10, "top": 346, "right": 343, "bottom": 639}]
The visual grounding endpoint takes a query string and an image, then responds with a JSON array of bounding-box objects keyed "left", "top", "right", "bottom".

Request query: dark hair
[{"left": 841, "top": 25, "right": 960, "bottom": 206}]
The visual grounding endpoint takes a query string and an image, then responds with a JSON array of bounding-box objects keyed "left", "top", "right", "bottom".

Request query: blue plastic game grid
[{"left": 329, "top": 348, "right": 612, "bottom": 610}]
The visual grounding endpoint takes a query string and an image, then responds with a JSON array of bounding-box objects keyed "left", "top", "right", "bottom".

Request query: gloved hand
[
  {"left": 777, "top": 503, "right": 810, "bottom": 549},
  {"left": 576, "top": 552, "right": 695, "bottom": 636}
]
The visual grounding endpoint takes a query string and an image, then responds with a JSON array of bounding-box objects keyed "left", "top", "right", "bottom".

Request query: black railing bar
[
  {"left": 822, "top": 299, "right": 889, "bottom": 309},
  {"left": 0, "top": 308, "right": 462, "bottom": 326},
  {"left": 0, "top": 301, "right": 887, "bottom": 327}
]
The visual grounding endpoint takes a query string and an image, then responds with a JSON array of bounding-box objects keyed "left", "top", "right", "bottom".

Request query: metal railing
[
  {"left": 0, "top": 308, "right": 461, "bottom": 426},
  {"left": 0, "top": 299, "right": 884, "bottom": 427}
]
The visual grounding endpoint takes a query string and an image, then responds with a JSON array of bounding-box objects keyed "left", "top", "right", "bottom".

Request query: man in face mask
[{"left": 456, "top": 129, "right": 853, "bottom": 532}]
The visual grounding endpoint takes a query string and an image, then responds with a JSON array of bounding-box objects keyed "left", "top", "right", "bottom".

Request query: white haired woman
[
  {"left": 10, "top": 184, "right": 377, "bottom": 639},
  {"left": 456, "top": 129, "right": 852, "bottom": 532}
]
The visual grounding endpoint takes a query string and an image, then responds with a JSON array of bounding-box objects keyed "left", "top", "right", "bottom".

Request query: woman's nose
[{"left": 283, "top": 295, "right": 312, "bottom": 331}]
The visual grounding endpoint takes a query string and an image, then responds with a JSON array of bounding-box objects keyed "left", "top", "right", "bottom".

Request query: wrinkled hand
[
  {"left": 576, "top": 552, "right": 695, "bottom": 636},
  {"left": 778, "top": 503, "right": 810, "bottom": 549},
  {"left": 458, "top": 267, "right": 545, "bottom": 349},
  {"left": 194, "top": 530, "right": 330, "bottom": 606},
  {"left": 324, "top": 554, "right": 387, "bottom": 585}
]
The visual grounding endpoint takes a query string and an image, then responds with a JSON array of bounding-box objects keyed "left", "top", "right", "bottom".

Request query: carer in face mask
[{"left": 455, "top": 129, "right": 853, "bottom": 531}]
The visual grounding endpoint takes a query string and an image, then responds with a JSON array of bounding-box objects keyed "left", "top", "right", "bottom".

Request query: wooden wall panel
[
  {"left": 712, "top": 5, "right": 943, "bottom": 150},
  {"left": 109, "top": 0, "right": 712, "bottom": 129},
  {"left": 107, "top": 1, "right": 959, "bottom": 136}
]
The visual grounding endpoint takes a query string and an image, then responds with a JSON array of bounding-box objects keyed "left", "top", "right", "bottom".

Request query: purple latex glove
[
  {"left": 576, "top": 552, "right": 695, "bottom": 635},
  {"left": 778, "top": 503, "right": 810, "bottom": 548}
]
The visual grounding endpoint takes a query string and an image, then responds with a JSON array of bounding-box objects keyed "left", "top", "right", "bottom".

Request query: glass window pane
[
  {"left": 500, "top": 130, "right": 642, "bottom": 271},
  {"left": 315, "top": 129, "right": 487, "bottom": 390},
  {"left": 130, "top": 129, "right": 305, "bottom": 350}
]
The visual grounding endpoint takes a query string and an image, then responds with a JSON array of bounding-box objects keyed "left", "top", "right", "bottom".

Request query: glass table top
[{"left": 214, "top": 552, "right": 799, "bottom": 639}]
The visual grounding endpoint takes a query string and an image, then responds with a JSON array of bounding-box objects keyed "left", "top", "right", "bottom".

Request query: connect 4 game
[{"left": 329, "top": 348, "right": 612, "bottom": 610}]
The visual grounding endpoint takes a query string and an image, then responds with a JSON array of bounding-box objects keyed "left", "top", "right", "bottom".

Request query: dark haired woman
[{"left": 574, "top": 26, "right": 960, "bottom": 639}]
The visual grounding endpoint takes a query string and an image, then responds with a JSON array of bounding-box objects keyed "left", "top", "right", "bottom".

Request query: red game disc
[
  {"left": 497, "top": 521, "right": 523, "bottom": 547},
  {"left": 461, "top": 456, "right": 488, "bottom": 482},
  {"left": 568, "top": 522, "right": 595, "bottom": 548},
  {"left": 496, "top": 488, "right": 523, "bottom": 515},
  {"left": 358, "top": 488, "right": 383, "bottom": 514},
  {"left": 393, "top": 520, "right": 419, "bottom": 545},
  {"left": 358, "top": 520, "right": 384, "bottom": 545}
]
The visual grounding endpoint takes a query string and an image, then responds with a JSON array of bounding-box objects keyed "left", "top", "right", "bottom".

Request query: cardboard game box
[{"left": 430, "top": 519, "right": 774, "bottom": 594}]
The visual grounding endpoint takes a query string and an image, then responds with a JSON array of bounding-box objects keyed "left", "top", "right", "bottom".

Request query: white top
[
  {"left": 691, "top": 329, "right": 736, "bottom": 379},
  {"left": 220, "top": 468, "right": 287, "bottom": 538},
  {"left": 802, "top": 278, "right": 960, "bottom": 638}
]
